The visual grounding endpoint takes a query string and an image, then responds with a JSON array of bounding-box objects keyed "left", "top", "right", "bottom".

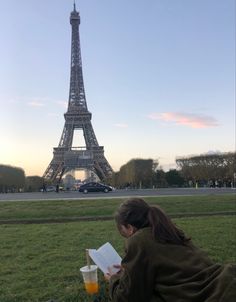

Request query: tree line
[
  {"left": 0, "top": 165, "right": 44, "bottom": 193},
  {"left": 0, "top": 152, "right": 235, "bottom": 192},
  {"left": 110, "top": 159, "right": 185, "bottom": 188},
  {"left": 110, "top": 152, "right": 236, "bottom": 188},
  {"left": 176, "top": 152, "right": 235, "bottom": 188},
  {"left": 0, "top": 165, "right": 26, "bottom": 193}
]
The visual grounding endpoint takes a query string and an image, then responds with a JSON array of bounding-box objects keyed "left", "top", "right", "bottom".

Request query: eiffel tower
[{"left": 43, "top": 3, "right": 113, "bottom": 183}]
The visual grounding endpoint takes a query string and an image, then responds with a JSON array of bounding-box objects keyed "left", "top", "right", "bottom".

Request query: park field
[
  {"left": 0, "top": 194, "right": 235, "bottom": 301},
  {"left": 0, "top": 194, "right": 235, "bottom": 221}
]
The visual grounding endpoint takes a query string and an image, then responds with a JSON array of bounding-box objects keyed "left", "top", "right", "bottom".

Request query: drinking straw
[{"left": 86, "top": 249, "right": 91, "bottom": 269}]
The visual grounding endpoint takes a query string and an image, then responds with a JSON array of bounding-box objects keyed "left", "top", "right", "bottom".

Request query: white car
[{"left": 40, "top": 185, "right": 56, "bottom": 192}]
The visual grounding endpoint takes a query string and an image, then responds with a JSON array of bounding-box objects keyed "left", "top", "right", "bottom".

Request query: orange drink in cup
[
  {"left": 80, "top": 265, "right": 99, "bottom": 294},
  {"left": 84, "top": 281, "right": 99, "bottom": 294}
]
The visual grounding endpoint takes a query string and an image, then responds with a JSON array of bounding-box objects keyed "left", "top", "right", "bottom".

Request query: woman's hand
[{"left": 104, "top": 265, "right": 123, "bottom": 282}]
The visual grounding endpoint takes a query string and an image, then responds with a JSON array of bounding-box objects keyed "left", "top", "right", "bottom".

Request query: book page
[
  {"left": 88, "top": 242, "right": 122, "bottom": 274},
  {"left": 88, "top": 249, "right": 108, "bottom": 274}
]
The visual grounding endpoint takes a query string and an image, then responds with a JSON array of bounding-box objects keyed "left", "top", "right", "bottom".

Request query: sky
[{"left": 0, "top": 0, "right": 235, "bottom": 177}]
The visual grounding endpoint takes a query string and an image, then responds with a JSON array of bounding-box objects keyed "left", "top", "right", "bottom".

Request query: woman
[{"left": 106, "top": 198, "right": 236, "bottom": 302}]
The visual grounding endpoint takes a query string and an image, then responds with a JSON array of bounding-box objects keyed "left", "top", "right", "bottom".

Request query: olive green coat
[{"left": 109, "top": 227, "right": 236, "bottom": 302}]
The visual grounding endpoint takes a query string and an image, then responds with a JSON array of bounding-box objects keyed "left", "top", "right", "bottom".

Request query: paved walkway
[{"left": 0, "top": 187, "right": 235, "bottom": 202}]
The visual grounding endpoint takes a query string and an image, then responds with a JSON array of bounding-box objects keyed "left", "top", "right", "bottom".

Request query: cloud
[
  {"left": 114, "top": 123, "right": 128, "bottom": 128},
  {"left": 28, "top": 101, "right": 45, "bottom": 107},
  {"left": 205, "top": 150, "right": 222, "bottom": 155},
  {"left": 48, "top": 113, "right": 60, "bottom": 117},
  {"left": 27, "top": 96, "right": 53, "bottom": 107},
  {"left": 148, "top": 112, "right": 219, "bottom": 128},
  {"left": 8, "top": 98, "right": 20, "bottom": 104},
  {"left": 55, "top": 100, "right": 67, "bottom": 108},
  {"left": 28, "top": 97, "right": 67, "bottom": 108}
]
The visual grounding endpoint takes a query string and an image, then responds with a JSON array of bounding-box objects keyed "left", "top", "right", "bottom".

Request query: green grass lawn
[
  {"left": 0, "top": 195, "right": 235, "bottom": 301},
  {"left": 0, "top": 194, "right": 235, "bottom": 221}
]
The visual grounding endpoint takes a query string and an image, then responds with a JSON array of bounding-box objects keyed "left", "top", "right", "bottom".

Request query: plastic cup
[{"left": 80, "top": 265, "right": 99, "bottom": 294}]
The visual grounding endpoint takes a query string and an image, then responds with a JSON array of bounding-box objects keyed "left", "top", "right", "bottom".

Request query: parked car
[
  {"left": 78, "top": 182, "right": 113, "bottom": 194},
  {"left": 40, "top": 185, "right": 56, "bottom": 192},
  {"left": 40, "top": 185, "right": 64, "bottom": 192}
]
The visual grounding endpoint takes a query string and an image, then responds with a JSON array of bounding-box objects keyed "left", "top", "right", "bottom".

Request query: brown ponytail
[
  {"left": 115, "top": 198, "right": 190, "bottom": 245},
  {"left": 148, "top": 206, "right": 190, "bottom": 244}
]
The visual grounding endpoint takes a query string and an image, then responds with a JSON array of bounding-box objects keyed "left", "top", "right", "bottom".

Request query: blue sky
[{"left": 0, "top": 0, "right": 235, "bottom": 176}]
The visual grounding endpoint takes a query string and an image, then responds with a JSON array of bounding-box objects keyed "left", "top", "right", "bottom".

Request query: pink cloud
[{"left": 148, "top": 112, "right": 219, "bottom": 128}]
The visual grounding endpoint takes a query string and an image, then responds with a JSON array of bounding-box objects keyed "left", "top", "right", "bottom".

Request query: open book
[{"left": 88, "top": 242, "right": 122, "bottom": 275}]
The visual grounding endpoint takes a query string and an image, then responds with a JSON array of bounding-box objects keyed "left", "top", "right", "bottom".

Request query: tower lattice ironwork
[{"left": 43, "top": 4, "right": 113, "bottom": 183}]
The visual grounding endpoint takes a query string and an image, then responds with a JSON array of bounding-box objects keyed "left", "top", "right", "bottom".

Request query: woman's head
[
  {"left": 115, "top": 198, "right": 150, "bottom": 229},
  {"left": 115, "top": 198, "right": 190, "bottom": 245}
]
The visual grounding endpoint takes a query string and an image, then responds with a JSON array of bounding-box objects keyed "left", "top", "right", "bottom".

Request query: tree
[
  {"left": 153, "top": 169, "right": 168, "bottom": 188},
  {"left": 113, "top": 158, "right": 158, "bottom": 188},
  {"left": 165, "top": 169, "right": 185, "bottom": 187},
  {"left": 176, "top": 152, "right": 236, "bottom": 187},
  {"left": 0, "top": 164, "right": 25, "bottom": 192},
  {"left": 25, "top": 176, "right": 44, "bottom": 192}
]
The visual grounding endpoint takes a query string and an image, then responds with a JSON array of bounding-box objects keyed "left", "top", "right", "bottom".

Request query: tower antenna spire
[{"left": 73, "top": 0, "right": 76, "bottom": 11}]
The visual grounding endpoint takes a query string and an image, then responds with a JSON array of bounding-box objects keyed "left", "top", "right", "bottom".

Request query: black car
[{"left": 79, "top": 182, "right": 113, "bottom": 194}]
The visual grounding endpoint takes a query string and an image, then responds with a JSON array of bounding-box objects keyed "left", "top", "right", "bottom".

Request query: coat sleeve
[{"left": 109, "top": 236, "right": 155, "bottom": 302}]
